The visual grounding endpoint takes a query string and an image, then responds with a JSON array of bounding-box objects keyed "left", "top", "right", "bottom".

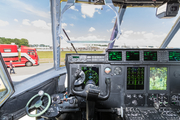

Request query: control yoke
[
  {"left": 72, "top": 69, "right": 111, "bottom": 100},
  {"left": 72, "top": 69, "right": 111, "bottom": 120}
]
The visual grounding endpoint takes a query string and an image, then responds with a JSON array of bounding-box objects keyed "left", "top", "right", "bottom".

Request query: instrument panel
[
  {"left": 107, "top": 49, "right": 180, "bottom": 63},
  {"left": 67, "top": 49, "right": 180, "bottom": 64},
  {"left": 66, "top": 48, "right": 180, "bottom": 119}
]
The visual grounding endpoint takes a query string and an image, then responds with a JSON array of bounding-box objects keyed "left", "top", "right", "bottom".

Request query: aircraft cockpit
[
  {"left": 64, "top": 48, "right": 180, "bottom": 120},
  {"left": 0, "top": 0, "right": 180, "bottom": 120}
]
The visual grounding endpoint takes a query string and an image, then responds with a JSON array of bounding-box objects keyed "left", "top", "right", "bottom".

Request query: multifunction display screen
[
  {"left": 144, "top": 51, "right": 157, "bottom": 61},
  {"left": 169, "top": 51, "right": 180, "bottom": 61},
  {"left": 126, "top": 51, "right": 139, "bottom": 61},
  {"left": 81, "top": 67, "right": 99, "bottom": 86},
  {"left": 149, "top": 67, "right": 167, "bottom": 90},
  {"left": 127, "top": 67, "right": 144, "bottom": 90},
  {"left": 108, "top": 51, "right": 122, "bottom": 61}
]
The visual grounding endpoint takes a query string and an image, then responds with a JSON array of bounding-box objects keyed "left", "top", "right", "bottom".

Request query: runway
[{"left": 10, "top": 63, "right": 54, "bottom": 82}]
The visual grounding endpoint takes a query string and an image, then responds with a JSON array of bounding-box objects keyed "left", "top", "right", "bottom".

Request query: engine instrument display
[
  {"left": 81, "top": 67, "right": 99, "bottom": 86},
  {"left": 108, "top": 51, "right": 122, "bottom": 61},
  {"left": 127, "top": 67, "right": 144, "bottom": 90},
  {"left": 149, "top": 67, "right": 167, "bottom": 90},
  {"left": 144, "top": 51, "right": 157, "bottom": 61},
  {"left": 169, "top": 51, "right": 180, "bottom": 61},
  {"left": 126, "top": 51, "right": 139, "bottom": 61}
]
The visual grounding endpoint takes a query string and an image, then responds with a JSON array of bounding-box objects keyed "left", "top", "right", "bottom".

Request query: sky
[{"left": 0, "top": 0, "right": 179, "bottom": 48}]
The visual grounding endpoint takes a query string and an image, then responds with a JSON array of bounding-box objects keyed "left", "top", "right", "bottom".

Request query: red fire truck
[{"left": 0, "top": 44, "right": 39, "bottom": 67}]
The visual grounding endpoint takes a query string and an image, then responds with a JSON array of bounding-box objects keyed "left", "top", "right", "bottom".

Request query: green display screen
[
  {"left": 73, "top": 56, "right": 79, "bottom": 58},
  {"left": 144, "top": 51, "right": 157, "bottom": 61},
  {"left": 126, "top": 51, "right": 139, "bottom": 61},
  {"left": 149, "top": 67, "right": 167, "bottom": 90},
  {"left": 108, "top": 51, "right": 122, "bottom": 61},
  {"left": 81, "top": 67, "right": 99, "bottom": 87},
  {"left": 127, "top": 67, "right": 144, "bottom": 90},
  {"left": 169, "top": 51, "right": 180, "bottom": 61}
]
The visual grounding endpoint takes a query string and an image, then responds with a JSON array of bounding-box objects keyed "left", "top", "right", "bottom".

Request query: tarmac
[{"left": 10, "top": 63, "right": 54, "bottom": 82}]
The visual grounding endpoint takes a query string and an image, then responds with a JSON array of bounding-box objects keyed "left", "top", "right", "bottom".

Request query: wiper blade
[{"left": 63, "top": 29, "right": 78, "bottom": 54}]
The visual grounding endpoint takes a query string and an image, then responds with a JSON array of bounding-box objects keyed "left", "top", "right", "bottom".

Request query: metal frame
[
  {"left": 51, "top": 0, "right": 61, "bottom": 70},
  {"left": 58, "top": 0, "right": 75, "bottom": 37},
  {"left": 0, "top": 53, "right": 14, "bottom": 106},
  {"left": 51, "top": 0, "right": 75, "bottom": 70},
  {"left": 160, "top": 16, "right": 180, "bottom": 48},
  {"left": 104, "top": 0, "right": 122, "bottom": 41},
  {"left": 108, "top": 5, "right": 126, "bottom": 49}
]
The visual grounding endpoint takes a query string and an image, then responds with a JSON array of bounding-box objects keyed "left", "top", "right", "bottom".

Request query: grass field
[
  {"left": 37, "top": 51, "right": 53, "bottom": 59},
  {"left": 37, "top": 51, "right": 104, "bottom": 63}
]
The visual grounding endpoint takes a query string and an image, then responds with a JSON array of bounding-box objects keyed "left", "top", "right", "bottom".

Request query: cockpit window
[
  {"left": 0, "top": 59, "right": 14, "bottom": 106},
  {"left": 0, "top": 0, "right": 53, "bottom": 81},
  {"left": 60, "top": 3, "right": 180, "bottom": 53},
  {"left": 0, "top": 76, "right": 7, "bottom": 99},
  {"left": 114, "top": 8, "right": 180, "bottom": 48},
  {"left": 60, "top": 3, "right": 116, "bottom": 47},
  {"left": 168, "top": 30, "right": 180, "bottom": 48}
]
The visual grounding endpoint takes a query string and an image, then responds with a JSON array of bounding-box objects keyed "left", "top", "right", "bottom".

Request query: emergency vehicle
[{"left": 0, "top": 44, "right": 39, "bottom": 67}]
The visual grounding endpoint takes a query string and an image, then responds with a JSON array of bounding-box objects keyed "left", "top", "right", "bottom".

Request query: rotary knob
[
  {"left": 154, "top": 102, "right": 160, "bottom": 109},
  {"left": 163, "top": 101, "right": 168, "bottom": 106},
  {"left": 133, "top": 94, "right": 137, "bottom": 98},
  {"left": 171, "top": 95, "right": 178, "bottom": 101},
  {"left": 52, "top": 94, "right": 60, "bottom": 103},
  {"left": 127, "top": 94, "right": 131, "bottom": 99},
  {"left": 138, "top": 94, "right": 143, "bottom": 99},
  {"left": 69, "top": 99, "right": 74, "bottom": 104},
  {"left": 132, "top": 100, "right": 138, "bottom": 106},
  {"left": 53, "top": 96, "right": 57, "bottom": 101}
]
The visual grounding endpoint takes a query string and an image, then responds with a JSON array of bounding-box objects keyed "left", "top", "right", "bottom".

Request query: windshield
[
  {"left": 60, "top": 3, "right": 116, "bottom": 47},
  {"left": 114, "top": 8, "right": 180, "bottom": 48},
  {"left": 60, "top": 3, "right": 180, "bottom": 49}
]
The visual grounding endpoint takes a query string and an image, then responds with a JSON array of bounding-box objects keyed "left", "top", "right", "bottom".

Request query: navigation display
[
  {"left": 126, "top": 51, "right": 139, "bottom": 61},
  {"left": 81, "top": 67, "right": 99, "bottom": 86},
  {"left": 127, "top": 67, "right": 144, "bottom": 90},
  {"left": 108, "top": 51, "right": 122, "bottom": 61},
  {"left": 169, "top": 51, "right": 180, "bottom": 61},
  {"left": 144, "top": 51, "right": 157, "bottom": 61},
  {"left": 149, "top": 67, "right": 167, "bottom": 90}
]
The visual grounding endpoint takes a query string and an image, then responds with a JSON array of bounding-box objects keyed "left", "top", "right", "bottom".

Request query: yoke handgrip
[
  {"left": 72, "top": 77, "right": 111, "bottom": 101},
  {"left": 98, "top": 78, "right": 111, "bottom": 100}
]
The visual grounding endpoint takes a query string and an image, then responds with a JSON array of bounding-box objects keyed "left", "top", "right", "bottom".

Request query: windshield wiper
[{"left": 63, "top": 29, "right": 78, "bottom": 54}]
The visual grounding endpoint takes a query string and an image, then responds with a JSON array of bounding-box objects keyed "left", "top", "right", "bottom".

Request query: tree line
[{"left": 0, "top": 37, "right": 29, "bottom": 47}]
